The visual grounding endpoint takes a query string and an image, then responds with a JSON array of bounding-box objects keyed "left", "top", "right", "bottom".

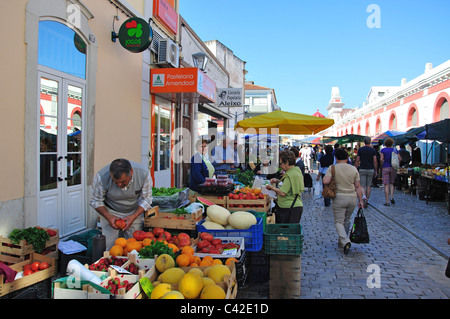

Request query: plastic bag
[
  {"left": 152, "top": 188, "right": 190, "bottom": 211},
  {"left": 313, "top": 178, "right": 323, "bottom": 199}
]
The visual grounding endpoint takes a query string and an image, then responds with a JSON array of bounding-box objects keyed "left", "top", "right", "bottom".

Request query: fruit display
[
  {"left": 22, "top": 260, "right": 49, "bottom": 276},
  {"left": 104, "top": 277, "right": 135, "bottom": 295},
  {"left": 7, "top": 226, "right": 58, "bottom": 254},
  {"left": 88, "top": 255, "right": 127, "bottom": 272},
  {"left": 195, "top": 232, "right": 241, "bottom": 256},
  {"left": 201, "top": 205, "right": 259, "bottom": 230},
  {"left": 145, "top": 253, "right": 236, "bottom": 299}
]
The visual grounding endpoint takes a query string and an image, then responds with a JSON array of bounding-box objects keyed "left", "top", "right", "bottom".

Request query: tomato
[
  {"left": 23, "top": 269, "right": 34, "bottom": 276},
  {"left": 114, "top": 219, "right": 126, "bottom": 230},
  {"left": 30, "top": 261, "right": 40, "bottom": 272},
  {"left": 39, "top": 261, "right": 49, "bottom": 270},
  {"left": 133, "top": 230, "right": 148, "bottom": 241}
]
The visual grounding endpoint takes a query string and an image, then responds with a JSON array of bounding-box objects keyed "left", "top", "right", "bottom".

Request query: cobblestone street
[{"left": 238, "top": 172, "right": 450, "bottom": 299}]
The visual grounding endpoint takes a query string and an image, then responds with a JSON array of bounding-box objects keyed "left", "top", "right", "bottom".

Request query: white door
[
  {"left": 38, "top": 71, "right": 86, "bottom": 236},
  {"left": 154, "top": 105, "right": 172, "bottom": 187}
]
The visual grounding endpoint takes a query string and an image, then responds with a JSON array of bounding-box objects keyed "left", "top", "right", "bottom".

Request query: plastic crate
[
  {"left": 264, "top": 224, "right": 303, "bottom": 255},
  {"left": 196, "top": 217, "right": 263, "bottom": 252},
  {"left": 249, "top": 211, "right": 267, "bottom": 231}
]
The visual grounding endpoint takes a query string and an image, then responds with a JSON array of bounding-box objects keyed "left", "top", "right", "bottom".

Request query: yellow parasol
[{"left": 234, "top": 110, "right": 334, "bottom": 135}]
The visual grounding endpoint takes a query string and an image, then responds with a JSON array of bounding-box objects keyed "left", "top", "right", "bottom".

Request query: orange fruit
[
  {"left": 202, "top": 256, "right": 213, "bottom": 263},
  {"left": 225, "top": 258, "right": 238, "bottom": 265},
  {"left": 193, "top": 255, "right": 201, "bottom": 264},
  {"left": 212, "top": 259, "right": 223, "bottom": 265},
  {"left": 253, "top": 188, "right": 261, "bottom": 195},
  {"left": 142, "top": 238, "right": 153, "bottom": 247},
  {"left": 186, "top": 253, "right": 195, "bottom": 264},
  {"left": 115, "top": 237, "right": 127, "bottom": 248},
  {"left": 127, "top": 241, "right": 142, "bottom": 253},
  {"left": 189, "top": 262, "right": 199, "bottom": 267},
  {"left": 199, "top": 259, "right": 212, "bottom": 267},
  {"left": 127, "top": 238, "right": 137, "bottom": 243},
  {"left": 109, "top": 245, "right": 123, "bottom": 256},
  {"left": 168, "top": 243, "right": 179, "bottom": 253},
  {"left": 181, "top": 246, "right": 194, "bottom": 255},
  {"left": 176, "top": 254, "right": 190, "bottom": 267}
]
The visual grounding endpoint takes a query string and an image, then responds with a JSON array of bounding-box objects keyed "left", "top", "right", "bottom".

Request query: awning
[{"left": 150, "top": 67, "right": 216, "bottom": 104}]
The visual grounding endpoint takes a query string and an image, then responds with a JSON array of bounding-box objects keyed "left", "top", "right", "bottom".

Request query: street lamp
[{"left": 192, "top": 52, "right": 209, "bottom": 72}]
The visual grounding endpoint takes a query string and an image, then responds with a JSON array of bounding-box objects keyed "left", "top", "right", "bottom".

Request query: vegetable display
[
  {"left": 152, "top": 187, "right": 186, "bottom": 196},
  {"left": 8, "top": 227, "right": 52, "bottom": 253},
  {"left": 235, "top": 169, "right": 254, "bottom": 186}
]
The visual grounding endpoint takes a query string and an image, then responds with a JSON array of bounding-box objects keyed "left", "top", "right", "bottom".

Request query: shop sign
[
  {"left": 154, "top": 0, "right": 178, "bottom": 35},
  {"left": 118, "top": 17, "right": 153, "bottom": 53},
  {"left": 150, "top": 68, "right": 216, "bottom": 103},
  {"left": 216, "top": 88, "right": 243, "bottom": 107}
]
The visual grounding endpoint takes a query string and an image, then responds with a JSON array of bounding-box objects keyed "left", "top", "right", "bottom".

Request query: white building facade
[{"left": 323, "top": 61, "right": 450, "bottom": 138}]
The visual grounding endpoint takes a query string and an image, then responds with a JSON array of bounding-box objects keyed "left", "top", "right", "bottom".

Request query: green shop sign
[{"left": 118, "top": 17, "right": 153, "bottom": 53}]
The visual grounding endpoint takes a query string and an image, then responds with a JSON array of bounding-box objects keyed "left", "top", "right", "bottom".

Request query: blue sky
[{"left": 180, "top": 0, "right": 450, "bottom": 116}]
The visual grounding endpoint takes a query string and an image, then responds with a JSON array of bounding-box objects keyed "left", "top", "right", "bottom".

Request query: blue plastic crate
[{"left": 196, "top": 217, "right": 264, "bottom": 251}]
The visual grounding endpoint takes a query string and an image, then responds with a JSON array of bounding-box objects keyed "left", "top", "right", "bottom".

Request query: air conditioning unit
[{"left": 157, "top": 38, "right": 179, "bottom": 68}]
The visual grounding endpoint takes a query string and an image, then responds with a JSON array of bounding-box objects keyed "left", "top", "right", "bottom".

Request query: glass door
[
  {"left": 153, "top": 105, "right": 172, "bottom": 187},
  {"left": 38, "top": 72, "right": 86, "bottom": 236}
]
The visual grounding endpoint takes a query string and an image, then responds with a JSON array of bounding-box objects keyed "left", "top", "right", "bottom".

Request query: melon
[
  {"left": 178, "top": 273, "right": 204, "bottom": 299},
  {"left": 206, "top": 205, "right": 230, "bottom": 225},
  {"left": 200, "top": 284, "right": 226, "bottom": 299},
  {"left": 158, "top": 267, "right": 186, "bottom": 284},
  {"left": 201, "top": 221, "right": 225, "bottom": 230},
  {"left": 197, "top": 197, "right": 216, "bottom": 207},
  {"left": 227, "top": 211, "right": 257, "bottom": 229}
]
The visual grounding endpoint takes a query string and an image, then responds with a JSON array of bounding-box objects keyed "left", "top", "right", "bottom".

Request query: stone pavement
[{"left": 237, "top": 172, "right": 450, "bottom": 299}]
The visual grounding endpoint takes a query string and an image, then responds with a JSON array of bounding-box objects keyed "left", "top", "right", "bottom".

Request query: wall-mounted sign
[
  {"left": 216, "top": 88, "right": 243, "bottom": 107},
  {"left": 118, "top": 17, "right": 153, "bottom": 53},
  {"left": 154, "top": 0, "right": 178, "bottom": 35},
  {"left": 150, "top": 68, "right": 216, "bottom": 104}
]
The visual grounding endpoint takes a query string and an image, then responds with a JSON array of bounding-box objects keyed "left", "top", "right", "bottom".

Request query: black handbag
[{"left": 349, "top": 208, "right": 369, "bottom": 244}]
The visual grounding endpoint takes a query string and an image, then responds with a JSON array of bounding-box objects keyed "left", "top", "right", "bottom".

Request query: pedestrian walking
[
  {"left": 323, "top": 148, "right": 363, "bottom": 254},
  {"left": 380, "top": 138, "right": 401, "bottom": 206},
  {"left": 316, "top": 145, "right": 334, "bottom": 207},
  {"left": 353, "top": 136, "right": 378, "bottom": 208}
]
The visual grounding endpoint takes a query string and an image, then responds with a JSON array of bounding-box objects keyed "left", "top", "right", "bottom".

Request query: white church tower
[{"left": 327, "top": 87, "right": 345, "bottom": 122}]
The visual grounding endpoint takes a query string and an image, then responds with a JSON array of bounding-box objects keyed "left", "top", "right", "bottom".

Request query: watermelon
[{"left": 197, "top": 197, "right": 216, "bottom": 207}]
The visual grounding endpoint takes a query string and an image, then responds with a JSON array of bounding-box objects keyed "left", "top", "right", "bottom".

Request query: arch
[
  {"left": 407, "top": 103, "right": 419, "bottom": 127},
  {"left": 375, "top": 117, "right": 381, "bottom": 134},
  {"left": 365, "top": 121, "right": 370, "bottom": 136},
  {"left": 389, "top": 111, "right": 397, "bottom": 130},
  {"left": 357, "top": 124, "right": 361, "bottom": 135},
  {"left": 433, "top": 92, "right": 450, "bottom": 122}
]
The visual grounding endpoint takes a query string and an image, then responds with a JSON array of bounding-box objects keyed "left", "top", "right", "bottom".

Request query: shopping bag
[
  {"left": 349, "top": 208, "right": 369, "bottom": 244},
  {"left": 391, "top": 151, "right": 400, "bottom": 170},
  {"left": 314, "top": 178, "right": 323, "bottom": 199}
]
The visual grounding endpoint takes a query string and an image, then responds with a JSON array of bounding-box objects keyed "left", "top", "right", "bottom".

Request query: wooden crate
[
  {"left": 88, "top": 268, "right": 144, "bottom": 299},
  {"left": 144, "top": 206, "right": 203, "bottom": 230},
  {"left": 143, "top": 261, "right": 237, "bottom": 299},
  {"left": 0, "top": 227, "right": 59, "bottom": 265},
  {"left": 198, "top": 195, "right": 227, "bottom": 207},
  {"left": 226, "top": 195, "right": 271, "bottom": 212},
  {"left": 269, "top": 255, "right": 301, "bottom": 299},
  {"left": 0, "top": 252, "right": 56, "bottom": 297}
]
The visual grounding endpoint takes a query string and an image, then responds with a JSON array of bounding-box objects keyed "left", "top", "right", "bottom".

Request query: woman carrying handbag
[{"left": 323, "top": 148, "right": 364, "bottom": 254}]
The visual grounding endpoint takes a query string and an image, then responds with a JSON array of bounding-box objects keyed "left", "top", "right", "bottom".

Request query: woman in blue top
[
  {"left": 380, "top": 138, "right": 401, "bottom": 206},
  {"left": 189, "top": 139, "right": 215, "bottom": 195}
]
